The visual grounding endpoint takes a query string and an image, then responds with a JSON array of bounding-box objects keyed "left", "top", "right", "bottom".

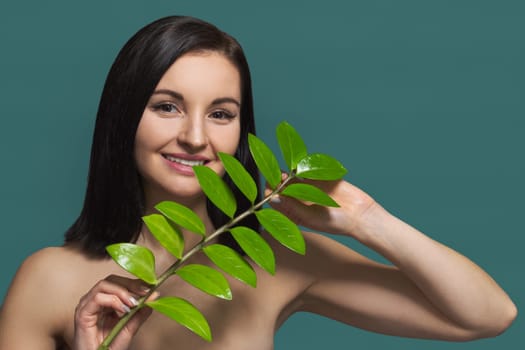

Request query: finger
[
  {"left": 301, "top": 179, "right": 341, "bottom": 194},
  {"left": 272, "top": 191, "right": 334, "bottom": 226},
  {"left": 146, "top": 290, "right": 160, "bottom": 302},
  {"left": 80, "top": 279, "right": 141, "bottom": 311},
  {"left": 124, "top": 306, "right": 153, "bottom": 335},
  {"left": 264, "top": 171, "right": 289, "bottom": 193},
  {"left": 105, "top": 275, "right": 152, "bottom": 296},
  {"left": 268, "top": 193, "right": 308, "bottom": 223},
  {"left": 76, "top": 292, "right": 131, "bottom": 327},
  {"left": 119, "top": 292, "right": 160, "bottom": 340},
  {"left": 90, "top": 292, "right": 131, "bottom": 315}
]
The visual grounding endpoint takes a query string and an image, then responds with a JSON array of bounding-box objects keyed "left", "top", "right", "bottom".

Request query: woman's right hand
[{"left": 73, "top": 275, "right": 156, "bottom": 350}]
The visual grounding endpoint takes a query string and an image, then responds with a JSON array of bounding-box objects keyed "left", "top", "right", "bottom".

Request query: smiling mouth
[{"left": 163, "top": 155, "right": 207, "bottom": 167}]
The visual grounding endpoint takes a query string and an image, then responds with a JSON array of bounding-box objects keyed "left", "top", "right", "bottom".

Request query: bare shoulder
[
  {"left": 1, "top": 246, "right": 87, "bottom": 315},
  {"left": 23, "top": 245, "right": 79, "bottom": 267},
  {"left": 11, "top": 246, "right": 89, "bottom": 290},
  {"left": 0, "top": 246, "right": 87, "bottom": 348}
]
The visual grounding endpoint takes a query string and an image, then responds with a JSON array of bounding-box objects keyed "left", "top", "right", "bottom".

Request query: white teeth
[{"left": 165, "top": 155, "right": 205, "bottom": 166}]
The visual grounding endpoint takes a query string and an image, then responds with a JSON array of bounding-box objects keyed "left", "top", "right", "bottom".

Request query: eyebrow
[{"left": 152, "top": 89, "right": 240, "bottom": 107}]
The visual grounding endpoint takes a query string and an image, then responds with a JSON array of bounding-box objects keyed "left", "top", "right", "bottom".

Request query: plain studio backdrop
[{"left": 0, "top": 1, "right": 523, "bottom": 349}]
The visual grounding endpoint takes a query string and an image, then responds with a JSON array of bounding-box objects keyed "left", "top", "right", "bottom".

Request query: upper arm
[
  {"left": 297, "top": 233, "right": 476, "bottom": 341},
  {"left": 0, "top": 248, "right": 66, "bottom": 349}
]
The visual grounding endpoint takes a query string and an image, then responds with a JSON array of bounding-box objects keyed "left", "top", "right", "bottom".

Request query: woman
[{"left": 0, "top": 16, "right": 516, "bottom": 350}]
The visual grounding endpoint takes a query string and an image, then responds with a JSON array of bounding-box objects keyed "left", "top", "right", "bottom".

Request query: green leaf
[
  {"left": 218, "top": 152, "right": 258, "bottom": 204},
  {"left": 147, "top": 297, "right": 211, "bottom": 342},
  {"left": 230, "top": 226, "right": 276, "bottom": 275},
  {"left": 193, "top": 165, "right": 237, "bottom": 218},
  {"left": 203, "top": 244, "right": 257, "bottom": 287},
  {"left": 255, "top": 208, "right": 305, "bottom": 255},
  {"left": 248, "top": 133, "right": 282, "bottom": 189},
  {"left": 106, "top": 243, "right": 157, "bottom": 284},
  {"left": 281, "top": 183, "right": 339, "bottom": 207},
  {"left": 142, "top": 213, "right": 184, "bottom": 259},
  {"left": 296, "top": 153, "right": 347, "bottom": 180},
  {"left": 176, "top": 264, "right": 232, "bottom": 300},
  {"left": 276, "top": 121, "right": 307, "bottom": 171},
  {"left": 155, "top": 201, "right": 206, "bottom": 236}
]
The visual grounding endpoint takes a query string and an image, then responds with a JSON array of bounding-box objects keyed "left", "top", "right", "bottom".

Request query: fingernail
[
  {"left": 122, "top": 304, "right": 131, "bottom": 313},
  {"left": 129, "top": 297, "right": 139, "bottom": 306},
  {"left": 140, "top": 285, "right": 151, "bottom": 292},
  {"left": 270, "top": 195, "right": 281, "bottom": 204}
]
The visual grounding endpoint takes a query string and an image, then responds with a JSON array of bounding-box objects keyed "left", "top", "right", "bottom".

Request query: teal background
[{"left": 0, "top": 1, "right": 523, "bottom": 349}]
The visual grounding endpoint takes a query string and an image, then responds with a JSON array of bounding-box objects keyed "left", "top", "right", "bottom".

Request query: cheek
[
  {"left": 134, "top": 114, "right": 162, "bottom": 171},
  {"left": 208, "top": 121, "right": 241, "bottom": 154},
  {"left": 135, "top": 113, "right": 172, "bottom": 152},
  {"left": 230, "top": 120, "right": 242, "bottom": 150},
  {"left": 133, "top": 133, "right": 149, "bottom": 178},
  {"left": 230, "top": 129, "right": 242, "bottom": 153},
  {"left": 223, "top": 124, "right": 241, "bottom": 154},
  {"left": 134, "top": 119, "right": 150, "bottom": 159}
]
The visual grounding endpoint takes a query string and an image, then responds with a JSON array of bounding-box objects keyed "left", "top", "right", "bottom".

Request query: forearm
[{"left": 352, "top": 202, "right": 517, "bottom": 335}]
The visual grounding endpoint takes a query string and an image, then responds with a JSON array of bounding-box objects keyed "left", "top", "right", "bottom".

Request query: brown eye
[
  {"left": 152, "top": 103, "right": 180, "bottom": 114},
  {"left": 210, "top": 111, "right": 235, "bottom": 120}
]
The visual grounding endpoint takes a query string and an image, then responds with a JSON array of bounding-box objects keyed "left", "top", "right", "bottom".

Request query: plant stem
[{"left": 98, "top": 174, "right": 295, "bottom": 349}]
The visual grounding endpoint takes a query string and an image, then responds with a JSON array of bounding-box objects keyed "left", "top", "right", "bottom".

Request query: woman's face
[{"left": 135, "top": 51, "right": 242, "bottom": 208}]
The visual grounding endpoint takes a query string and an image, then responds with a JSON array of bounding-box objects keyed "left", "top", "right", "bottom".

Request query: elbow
[
  {"left": 463, "top": 301, "right": 518, "bottom": 340},
  {"left": 490, "top": 300, "right": 518, "bottom": 337}
]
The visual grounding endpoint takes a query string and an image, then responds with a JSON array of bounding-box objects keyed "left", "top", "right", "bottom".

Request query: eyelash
[
  {"left": 209, "top": 110, "right": 236, "bottom": 120},
  {"left": 151, "top": 102, "right": 180, "bottom": 114},
  {"left": 151, "top": 102, "right": 236, "bottom": 121}
]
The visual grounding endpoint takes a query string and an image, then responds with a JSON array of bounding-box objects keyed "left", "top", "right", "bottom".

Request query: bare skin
[
  {"left": 0, "top": 52, "right": 517, "bottom": 349},
  {"left": 0, "top": 189, "right": 517, "bottom": 349}
]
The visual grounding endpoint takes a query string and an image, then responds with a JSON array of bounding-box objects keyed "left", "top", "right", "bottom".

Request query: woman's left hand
[
  {"left": 267, "top": 177, "right": 376, "bottom": 238},
  {"left": 269, "top": 176, "right": 517, "bottom": 340}
]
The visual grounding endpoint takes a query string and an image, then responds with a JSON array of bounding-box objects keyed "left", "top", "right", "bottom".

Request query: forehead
[{"left": 155, "top": 51, "right": 241, "bottom": 100}]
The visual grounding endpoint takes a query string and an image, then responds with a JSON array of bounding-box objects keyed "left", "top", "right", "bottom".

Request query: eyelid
[
  {"left": 150, "top": 101, "right": 183, "bottom": 113},
  {"left": 209, "top": 109, "right": 237, "bottom": 121}
]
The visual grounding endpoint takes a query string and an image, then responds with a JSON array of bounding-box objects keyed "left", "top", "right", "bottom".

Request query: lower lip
[{"left": 163, "top": 157, "right": 201, "bottom": 176}]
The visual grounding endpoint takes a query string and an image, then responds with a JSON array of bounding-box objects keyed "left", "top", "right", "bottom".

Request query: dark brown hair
[{"left": 65, "top": 16, "right": 260, "bottom": 257}]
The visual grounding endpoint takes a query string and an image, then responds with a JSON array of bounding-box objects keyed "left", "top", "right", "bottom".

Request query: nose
[{"left": 176, "top": 117, "right": 208, "bottom": 151}]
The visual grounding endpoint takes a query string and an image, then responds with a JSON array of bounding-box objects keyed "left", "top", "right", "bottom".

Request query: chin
[{"left": 143, "top": 178, "right": 206, "bottom": 209}]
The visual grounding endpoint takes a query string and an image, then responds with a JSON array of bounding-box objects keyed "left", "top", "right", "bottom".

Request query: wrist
[{"left": 348, "top": 201, "right": 391, "bottom": 244}]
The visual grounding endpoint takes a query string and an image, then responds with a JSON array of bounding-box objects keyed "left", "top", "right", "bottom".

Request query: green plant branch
[
  {"left": 99, "top": 172, "right": 296, "bottom": 349},
  {"left": 100, "top": 122, "right": 347, "bottom": 348}
]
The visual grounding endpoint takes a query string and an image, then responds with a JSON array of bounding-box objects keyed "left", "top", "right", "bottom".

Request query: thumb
[
  {"left": 122, "top": 291, "right": 159, "bottom": 336},
  {"left": 269, "top": 193, "right": 332, "bottom": 232},
  {"left": 268, "top": 194, "right": 306, "bottom": 227},
  {"left": 125, "top": 306, "right": 153, "bottom": 335}
]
